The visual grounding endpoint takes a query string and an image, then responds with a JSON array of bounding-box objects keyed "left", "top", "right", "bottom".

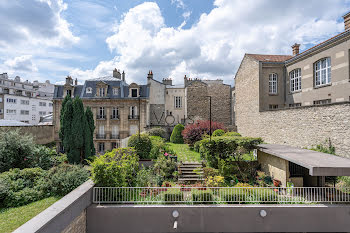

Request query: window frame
[
  {"left": 113, "top": 88, "right": 119, "bottom": 96},
  {"left": 131, "top": 88, "right": 138, "bottom": 98},
  {"left": 268, "top": 73, "right": 278, "bottom": 94},
  {"left": 314, "top": 57, "right": 331, "bottom": 87},
  {"left": 174, "top": 96, "right": 182, "bottom": 108},
  {"left": 289, "top": 68, "right": 302, "bottom": 93}
]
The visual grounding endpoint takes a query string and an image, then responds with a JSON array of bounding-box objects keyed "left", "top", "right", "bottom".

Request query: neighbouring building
[
  {"left": 235, "top": 12, "right": 350, "bottom": 157},
  {"left": 147, "top": 72, "right": 234, "bottom": 129},
  {"left": 53, "top": 70, "right": 149, "bottom": 154},
  {"left": 0, "top": 73, "right": 54, "bottom": 124}
]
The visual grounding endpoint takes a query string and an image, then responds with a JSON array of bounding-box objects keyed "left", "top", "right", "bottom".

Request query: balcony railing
[
  {"left": 110, "top": 115, "right": 120, "bottom": 120},
  {"left": 92, "top": 186, "right": 350, "bottom": 205},
  {"left": 97, "top": 115, "right": 106, "bottom": 120},
  {"left": 96, "top": 134, "right": 106, "bottom": 139},
  {"left": 128, "top": 115, "right": 139, "bottom": 120},
  {"left": 110, "top": 134, "right": 120, "bottom": 139}
]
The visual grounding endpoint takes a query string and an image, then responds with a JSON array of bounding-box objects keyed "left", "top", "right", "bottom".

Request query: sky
[{"left": 0, "top": 0, "right": 349, "bottom": 86}]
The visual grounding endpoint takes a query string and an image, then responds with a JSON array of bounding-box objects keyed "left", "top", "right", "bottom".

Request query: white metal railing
[{"left": 92, "top": 187, "right": 350, "bottom": 204}]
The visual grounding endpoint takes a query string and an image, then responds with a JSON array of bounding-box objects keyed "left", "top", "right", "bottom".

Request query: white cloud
[
  {"left": 4, "top": 55, "right": 38, "bottom": 72},
  {"left": 71, "top": 0, "right": 349, "bottom": 85},
  {"left": 171, "top": 0, "right": 186, "bottom": 9}
]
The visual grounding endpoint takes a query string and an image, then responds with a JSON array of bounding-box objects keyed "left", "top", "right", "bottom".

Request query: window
[
  {"left": 49, "top": 103, "right": 53, "bottom": 107},
  {"left": 289, "top": 103, "right": 301, "bottom": 108},
  {"left": 0, "top": 109, "right": 3, "bottom": 114},
  {"left": 21, "top": 100, "right": 29, "bottom": 105},
  {"left": 112, "top": 125, "right": 119, "bottom": 139},
  {"left": 86, "top": 87, "right": 92, "bottom": 94},
  {"left": 99, "top": 88, "right": 105, "bottom": 97},
  {"left": 111, "top": 142, "right": 119, "bottom": 149},
  {"left": 0, "top": 97, "right": 2, "bottom": 103},
  {"left": 39, "top": 111, "right": 46, "bottom": 116},
  {"left": 6, "top": 109, "right": 16, "bottom": 114},
  {"left": 98, "top": 125, "right": 105, "bottom": 136},
  {"left": 20, "top": 110, "right": 29, "bottom": 115},
  {"left": 98, "top": 107, "right": 105, "bottom": 119},
  {"left": 289, "top": 69, "right": 301, "bottom": 92},
  {"left": 113, "top": 88, "right": 119, "bottom": 95},
  {"left": 314, "top": 99, "right": 331, "bottom": 105},
  {"left": 131, "top": 88, "right": 138, "bottom": 97},
  {"left": 268, "top": 73, "right": 278, "bottom": 94},
  {"left": 130, "top": 106, "right": 137, "bottom": 117},
  {"left": 314, "top": 57, "right": 331, "bottom": 86},
  {"left": 174, "top": 96, "right": 182, "bottom": 108},
  {"left": 98, "top": 143, "right": 105, "bottom": 154},
  {"left": 39, "top": 102, "right": 46, "bottom": 106},
  {"left": 112, "top": 107, "right": 119, "bottom": 119},
  {"left": 6, "top": 98, "right": 16, "bottom": 103},
  {"left": 66, "top": 90, "right": 72, "bottom": 96},
  {"left": 269, "top": 104, "right": 278, "bottom": 110}
]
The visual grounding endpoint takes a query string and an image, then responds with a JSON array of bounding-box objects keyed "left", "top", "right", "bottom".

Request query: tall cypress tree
[
  {"left": 84, "top": 107, "right": 95, "bottom": 158},
  {"left": 71, "top": 97, "right": 86, "bottom": 163},
  {"left": 62, "top": 99, "right": 74, "bottom": 161},
  {"left": 59, "top": 94, "right": 71, "bottom": 141}
]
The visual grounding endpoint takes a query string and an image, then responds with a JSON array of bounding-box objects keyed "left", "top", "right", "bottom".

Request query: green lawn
[
  {"left": 0, "top": 196, "right": 61, "bottom": 233},
  {"left": 167, "top": 143, "right": 201, "bottom": 162}
]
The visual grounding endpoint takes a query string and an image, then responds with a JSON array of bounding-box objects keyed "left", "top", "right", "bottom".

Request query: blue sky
[{"left": 0, "top": 0, "right": 349, "bottom": 86}]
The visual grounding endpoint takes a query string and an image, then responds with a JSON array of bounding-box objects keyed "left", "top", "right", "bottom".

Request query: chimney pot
[
  {"left": 291, "top": 43, "right": 300, "bottom": 56},
  {"left": 343, "top": 12, "right": 350, "bottom": 31}
]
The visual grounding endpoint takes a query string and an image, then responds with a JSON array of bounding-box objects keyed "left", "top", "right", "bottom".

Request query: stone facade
[{"left": 258, "top": 151, "right": 288, "bottom": 186}]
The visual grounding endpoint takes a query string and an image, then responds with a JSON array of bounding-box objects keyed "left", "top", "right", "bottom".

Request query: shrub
[
  {"left": 45, "top": 164, "right": 89, "bottom": 196},
  {"left": 250, "top": 188, "right": 278, "bottom": 203},
  {"left": 221, "top": 187, "right": 250, "bottom": 204},
  {"left": 149, "top": 136, "right": 167, "bottom": 159},
  {"left": 135, "top": 167, "right": 157, "bottom": 187},
  {"left": 198, "top": 136, "right": 263, "bottom": 168},
  {"left": 224, "top": 131, "right": 241, "bottom": 137},
  {"left": 128, "top": 134, "right": 152, "bottom": 159},
  {"left": 191, "top": 189, "right": 214, "bottom": 204},
  {"left": 309, "top": 138, "right": 336, "bottom": 155},
  {"left": 153, "top": 156, "right": 178, "bottom": 184},
  {"left": 148, "top": 127, "right": 166, "bottom": 138},
  {"left": 203, "top": 167, "right": 219, "bottom": 179},
  {"left": 162, "top": 189, "right": 183, "bottom": 203},
  {"left": 90, "top": 148, "right": 139, "bottom": 187},
  {"left": 170, "top": 124, "right": 185, "bottom": 144},
  {"left": 182, "top": 120, "right": 225, "bottom": 146},
  {"left": 31, "top": 146, "right": 58, "bottom": 170},
  {"left": 205, "top": 175, "right": 225, "bottom": 187},
  {"left": 212, "top": 129, "right": 225, "bottom": 137}
]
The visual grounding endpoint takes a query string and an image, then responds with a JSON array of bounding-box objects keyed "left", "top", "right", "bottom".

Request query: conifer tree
[
  {"left": 71, "top": 97, "right": 86, "bottom": 163},
  {"left": 84, "top": 106, "right": 95, "bottom": 159},
  {"left": 59, "top": 94, "right": 71, "bottom": 141},
  {"left": 62, "top": 99, "right": 74, "bottom": 161}
]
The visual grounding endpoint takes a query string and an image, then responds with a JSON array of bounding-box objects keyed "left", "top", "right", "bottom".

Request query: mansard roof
[{"left": 53, "top": 76, "right": 149, "bottom": 99}]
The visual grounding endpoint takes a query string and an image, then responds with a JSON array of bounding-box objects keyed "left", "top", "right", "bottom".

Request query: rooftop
[
  {"left": 258, "top": 144, "right": 350, "bottom": 176},
  {"left": 246, "top": 54, "right": 293, "bottom": 62}
]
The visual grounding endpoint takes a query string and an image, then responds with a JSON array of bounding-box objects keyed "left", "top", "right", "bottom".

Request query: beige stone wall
[
  {"left": 61, "top": 210, "right": 86, "bottom": 233},
  {"left": 165, "top": 87, "right": 186, "bottom": 125},
  {"left": 238, "top": 103, "right": 350, "bottom": 158},
  {"left": 257, "top": 151, "right": 289, "bottom": 186},
  {"left": 0, "top": 125, "right": 54, "bottom": 144}
]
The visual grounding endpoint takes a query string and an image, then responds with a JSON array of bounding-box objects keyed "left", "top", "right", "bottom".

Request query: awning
[{"left": 257, "top": 144, "right": 350, "bottom": 176}]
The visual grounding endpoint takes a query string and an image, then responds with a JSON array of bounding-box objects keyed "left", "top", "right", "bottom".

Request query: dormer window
[
  {"left": 99, "top": 87, "right": 106, "bottom": 97},
  {"left": 66, "top": 90, "right": 72, "bottom": 96},
  {"left": 131, "top": 88, "right": 138, "bottom": 97},
  {"left": 86, "top": 87, "right": 92, "bottom": 94},
  {"left": 113, "top": 88, "right": 119, "bottom": 95}
]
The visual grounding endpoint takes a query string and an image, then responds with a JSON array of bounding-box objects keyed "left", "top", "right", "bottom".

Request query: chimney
[
  {"left": 147, "top": 70, "right": 153, "bottom": 79},
  {"left": 122, "top": 70, "right": 125, "bottom": 82},
  {"left": 292, "top": 43, "right": 300, "bottom": 56},
  {"left": 113, "top": 68, "right": 121, "bottom": 79},
  {"left": 65, "top": 75, "right": 73, "bottom": 85},
  {"left": 162, "top": 78, "right": 172, "bottom": 86},
  {"left": 343, "top": 12, "right": 350, "bottom": 31},
  {"left": 75, "top": 78, "right": 78, "bottom": 85}
]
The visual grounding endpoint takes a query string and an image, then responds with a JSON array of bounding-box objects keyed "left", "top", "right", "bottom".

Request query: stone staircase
[{"left": 178, "top": 162, "right": 204, "bottom": 183}]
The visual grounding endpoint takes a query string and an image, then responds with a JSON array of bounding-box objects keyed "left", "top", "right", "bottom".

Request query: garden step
[
  {"left": 181, "top": 171, "right": 203, "bottom": 174},
  {"left": 178, "top": 178, "right": 205, "bottom": 182},
  {"left": 179, "top": 167, "right": 203, "bottom": 170},
  {"left": 180, "top": 175, "right": 203, "bottom": 178},
  {"left": 179, "top": 165, "right": 202, "bottom": 169}
]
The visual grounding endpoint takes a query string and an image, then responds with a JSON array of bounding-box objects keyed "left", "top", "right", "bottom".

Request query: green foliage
[
  {"left": 70, "top": 97, "right": 86, "bottom": 163},
  {"left": 224, "top": 131, "right": 241, "bottom": 137},
  {"left": 128, "top": 134, "right": 152, "bottom": 159},
  {"left": 162, "top": 189, "right": 183, "bottom": 203},
  {"left": 89, "top": 148, "right": 139, "bottom": 187},
  {"left": 61, "top": 98, "right": 74, "bottom": 160},
  {"left": 153, "top": 156, "right": 178, "bottom": 184},
  {"left": 182, "top": 120, "right": 225, "bottom": 146},
  {"left": 59, "top": 94, "right": 71, "bottom": 141},
  {"left": 309, "top": 138, "right": 336, "bottom": 155},
  {"left": 212, "top": 129, "right": 225, "bottom": 137},
  {"left": 0, "top": 130, "right": 36, "bottom": 172},
  {"left": 149, "top": 136, "right": 167, "bottom": 159},
  {"left": 203, "top": 167, "right": 219, "bottom": 179},
  {"left": 170, "top": 124, "right": 185, "bottom": 144},
  {"left": 31, "top": 146, "right": 58, "bottom": 170},
  {"left": 148, "top": 127, "right": 166, "bottom": 138},
  {"left": 84, "top": 106, "right": 95, "bottom": 159},
  {"left": 135, "top": 167, "right": 157, "bottom": 187},
  {"left": 45, "top": 164, "right": 89, "bottom": 196},
  {"left": 197, "top": 136, "right": 262, "bottom": 168},
  {"left": 191, "top": 189, "right": 214, "bottom": 204}
]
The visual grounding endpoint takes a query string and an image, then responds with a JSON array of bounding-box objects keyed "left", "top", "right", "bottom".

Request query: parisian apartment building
[
  {"left": 234, "top": 11, "right": 350, "bottom": 157},
  {"left": 53, "top": 69, "right": 234, "bottom": 153},
  {"left": 0, "top": 73, "right": 54, "bottom": 125}
]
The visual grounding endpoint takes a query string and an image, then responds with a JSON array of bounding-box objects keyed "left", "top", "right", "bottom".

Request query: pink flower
[
  {"left": 24, "top": 157, "right": 27, "bottom": 161},
  {"left": 164, "top": 152, "right": 168, "bottom": 156}
]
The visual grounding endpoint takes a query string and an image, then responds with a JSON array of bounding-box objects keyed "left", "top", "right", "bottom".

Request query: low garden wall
[
  {"left": 0, "top": 125, "right": 54, "bottom": 145},
  {"left": 13, "top": 180, "right": 94, "bottom": 233}
]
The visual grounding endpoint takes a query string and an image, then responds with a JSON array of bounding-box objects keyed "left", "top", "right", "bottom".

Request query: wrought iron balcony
[
  {"left": 110, "top": 115, "right": 120, "bottom": 120},
  {"left": 128, "top": 115, "right": 139, "bottom": 120},
  {"left": 96, "top": 134, "right": 106, "bottom": 139},
  {"left": 96, "top": 115, "right": 106, "bottom": 120},
  {"left": 110, "top": 134, "right": 120, "bottom": 139}
]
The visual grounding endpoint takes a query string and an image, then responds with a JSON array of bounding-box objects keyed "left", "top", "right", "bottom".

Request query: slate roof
[
  {"left": 246, "top": 54, "right": 293, "bottom": 62},
  {"left": 53, "top": 76, "right": 149, "bottom": 99}
]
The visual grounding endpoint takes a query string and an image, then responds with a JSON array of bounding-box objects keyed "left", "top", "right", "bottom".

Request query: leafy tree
[{"left": 170, "top": 124, "right": 184, "bottom": 144}]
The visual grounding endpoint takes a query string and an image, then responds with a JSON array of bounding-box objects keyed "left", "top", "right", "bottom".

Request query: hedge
[
  {"left": 148, "top": 127, "right": 166, "bottom": 138},
  {"left": 162, "top": 189, "right": 183, "bottom": 204},
  {"left": 170, "top": 124, "right": 185, "bottom": 144},
  {"left": 128, "top": 134, "right": 152, "bottom": 159},
  {"left": 191, "top": 189, "right": 214, "bottom": 204},
  {"left": 212, "top": 129, "right": 225, "bottom": 137}
]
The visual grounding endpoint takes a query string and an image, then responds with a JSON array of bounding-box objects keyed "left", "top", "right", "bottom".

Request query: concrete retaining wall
[
  {"left": 14, "top": 180, "right": 94, "bottom": 233},
  {"left": 87, "top": 204, "right": 350, "bottom": 233},
  {"left": 0, "top": 125, "right": 54, "bottom": 145}
]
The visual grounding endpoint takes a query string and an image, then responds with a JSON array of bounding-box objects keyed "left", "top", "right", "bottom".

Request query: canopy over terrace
[{"left": 257, "top": 144, "right": 350, "bottom": 176}]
